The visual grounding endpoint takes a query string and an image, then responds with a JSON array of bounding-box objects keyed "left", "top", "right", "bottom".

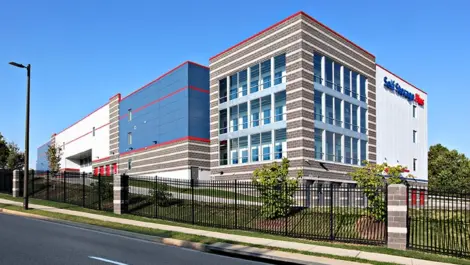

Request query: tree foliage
[
  {"left": 46, "top": 145, "right": 62, "bottom": 172},
  {"left": 252, "top": 158, "right": 302, "bottom": 219},
  {"left": 6, "top": 142, "right": 24, "bottom": 170},
  {"left": 0, "top": 133, "right": 9, "bottom": 170},
  {"left": 350, "top": 162, "right": 409, "bottom": 221},
  {"left": 149, "top": 182, "right": 174, "bottom": 206},
  {"left": 428, "top": 144, "right": 470, "bottom": 194}
]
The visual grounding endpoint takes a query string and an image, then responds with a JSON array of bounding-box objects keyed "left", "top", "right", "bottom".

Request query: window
[
  {"left": 343, "top": 67, "right": 351, "bottom": 96},
  {"left": 219, "top": 79, "right": 227, "bottom": 103},
  {"left": 251, "top": 134, "right": 260, "bottom": 162},
  {"left": 325, "top": 57, "right": 333, "bottom": 88},
  {"left": 127, "top": 132, "right": 132, "bottom": 145},
  {"left": 335, "top": 98, "right": 342, "bottom": 127},
  {"left": 239, "top": 103, "right": 248, "bottom": 129},
  {"left": 239, "top": 70, "right": 248, "bottom": 96},
  {"left": 359, "top": 75, "right": 366, "bottom": 102},
  {"left": 128, "top": 109, "right": 132, "bottom": 121},
  {"left": 314, "top": 129, "right": 323, "bottom": 159},
  {"left": 334, "top": 63, "right": 341, "bottom": 92},
  {"left": 335, "top": 134, "right": 342, "bottom": 163},
  {"left": 326, "top": 95, "right": 334, "bottom": 125},
  {"left": 314, "top": 90, "right": 323, "bottom": 121},
  {"left": 230, "top": 106, "right": 238, "bottom": 132},
  {"left": 250, "top": 64, "right": 260, "bottom": 93},
  {"left": 313, "top": 53, "right": 322, "bottom": 83},
  {"left": 274, "top": 91, "right": 286, "bottom": 122},
  {"left": 413, "top": 130, "right": 417, "bottom": 143},
  {"left": 219, "top": 109, "right": 227, "bottom": 134},
  {"left": 230, "top": 74, "right": 238, "bottom": 100},
  {"left": 230, "top": 138, "right": 238, "bottom": 164},
  {"left": 326, "top": 131, "right": 334, "bottom": 161},
  {"left": 127, "top": 159, "right": 132, "bottom": 170},
  {"left": 344, "top": 136, "right": 351, "bottom": 164},
  {"left": 251, "top": 99, "right": 260, "bottom": 127},
  {"left": 219, "top": 141, "right": 228, "bottom": 165},
  {"left": 352, "top": 104, "right": 358, "bottom": 132},
  {"left": 413, "top": 105, "right": 417, "bottom": 118},
  {"left": 352, "top": 72, "right": 358, "bottom": 99},
  {"left": 261, "top": 95, "right": 271, "bottom": 125},
  {"left": 261, "top": 131, "right": 272, "bottom": 161},
  {"left": 261, "top": 59, "right": 271, "bottom": 89},
  {"left": 360, "top": 108, "right": 367, "bottom": 134},
  {"left": 239, "top": 136, "right": 248, "bottom": 164},
  {"left": 274, "top": 129, "right": 286, "bottom": 159},
  {"left": 413, "top": 158, "right": 417, "bottom": 171},
  {"left": 344, "top": 102, "right": 351, "bottom": 130},
  {"left": 352, "top": 138, "right": 358, "bottom": 165},
  {"left": 274, "top": 54, "right": 286, "bottom": 85},
  {"left": 360, "top": 140, "right": 367, "bottom": 165},
  {"left": 93, "top": 127, "right": 96, "bottom": 136}
]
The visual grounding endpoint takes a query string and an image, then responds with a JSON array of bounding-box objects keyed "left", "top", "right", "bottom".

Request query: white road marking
[{"left": 88, "top": 256, "right": 129, "bottom": 265}]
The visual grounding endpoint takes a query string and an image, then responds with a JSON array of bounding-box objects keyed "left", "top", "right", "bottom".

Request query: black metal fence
[
  {"left": 126, "top": 176, "right": 387, "bottom": 245},
  {"left": 0, "top": 170, "right": 13, "bottom": 194},
  {"left": 408, "top": 186, "right": 470, "bottom": 257},
  {"left": 29, "top": 171, "right": 114, "bottom": 212}
]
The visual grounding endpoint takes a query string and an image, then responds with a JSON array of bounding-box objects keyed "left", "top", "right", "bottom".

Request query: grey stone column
[
  {"left": 13, "top": 170, "right": 23, "bottom": 197},
  {"left": 387, "top": 184, "right": 408, "bottom": 250},
  {"left": 113, "top": 174, "right": 129, "bottom": 214}
]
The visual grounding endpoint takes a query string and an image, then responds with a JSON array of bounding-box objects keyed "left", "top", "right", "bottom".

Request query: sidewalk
[{"left": 0, "top": 198, "right": 454, "bottom": 265}]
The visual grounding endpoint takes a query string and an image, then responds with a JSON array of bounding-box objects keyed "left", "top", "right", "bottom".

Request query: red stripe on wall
[
  {"left": 210, "top": 11, "right": 374, "bottom": 61},
  {"left": 65, "top": 122, "right": 110, "bottom": 146},
  {"left": 93, "top": 156, "right": 111, "bottom": 163},
  {"left": 120, "top": 136, "right": 210, "bottom": 156},
  {"left": 376, "top": 64, "right": 427, "bottom": 95},
  {"left": 189, "top": 86, "right": 209, "bottom": 94},
  {"left": 55, "top": 101, "right": 109, "bottom": 137}
]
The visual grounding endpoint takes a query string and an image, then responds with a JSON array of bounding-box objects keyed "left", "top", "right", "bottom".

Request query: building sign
[{"left": 383, "top": 77, "right": 424, "bottom": 106}]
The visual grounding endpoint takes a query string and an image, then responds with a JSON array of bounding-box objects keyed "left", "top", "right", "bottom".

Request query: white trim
[
  {"left": 287, "top": 127, "right": 315, "bottom": 133},
  {"left": 285, "top": 58, "right": 313, "bottom": 67},
  {"left": 286, "top": 77, "right": 314, "bottom": 86},
  {"left": 120, "top": 142, "right": 208, "bottom": 158},
  {"left": 288, "top": 116, "right": 315, "bottom": 123},
  {"left": 288, "top": 137, "right": 314, "bottom": 142},
  {"left": 119, "top": 158, "right": 209, "bottom": 170},
  {"left": 287, "top": 97, "right": 314, "bottom": 106},
  {"left": 124, "top": 165, "right": 194, "bottom": 176},
  {"left": 124, "top": 150, "right": 209, "bottom": 165},
  {"left": 388, "top": 205, "right": 407, "bottom": 212},
  {"left": 286, "top": 87, "right": 314, "bottom": 95},
  {"left": 288, "top": 147, "right": 315, "bottom": 152},
  {"left": 388, "top": 227, "right": 407, "bottom": 234}
]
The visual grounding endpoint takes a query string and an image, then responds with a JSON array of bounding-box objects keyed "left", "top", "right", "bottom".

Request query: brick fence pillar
[
  {"left": 13, "top": 170, "right": 23, "bottom": 197},
  {"left": 113, "top": 174, "right": 129, "bottom": 214},
  {"left": 387, "top": 184, "right": 408, "bottom": 250}
]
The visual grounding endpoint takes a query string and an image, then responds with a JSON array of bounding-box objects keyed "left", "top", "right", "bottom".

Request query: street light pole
[{"left": 9, "top": 62, "right": 31, "bottom": 210}]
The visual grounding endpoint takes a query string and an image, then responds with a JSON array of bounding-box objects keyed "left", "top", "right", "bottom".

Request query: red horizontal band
[{"left": 93, "top": 156, "right": 111, "bottom": 163}]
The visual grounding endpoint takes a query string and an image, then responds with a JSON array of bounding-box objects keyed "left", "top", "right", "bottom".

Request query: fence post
[
  {"left": 285, "top": 181, "right": 288, "bottom": 236},
  {"left": 154, "top": 176, "right": 158, "bottom": 218},
  {"left": 329, "top": 183, "right": 334, "bottom": 240},
  {"left": 82, "top": 172, "right": 86, "bottom": 207},
  {"left": 98, "top": 173, "right": 102, "bottom": 211},
  {"left": 31, "top": 170, "right": 35, "bottom": 197},
  {"left": 234, "top": 179, "right": 238, "bottom": 229},
  {"left": 387, "top": 184, "right": 408, "bottom": 250},
  {"left": 63, "top": 171, "right": 66, "bottom": 203},
  {"left": 113, "top": 174, "right": 128, "bottom": 214},
  {"left": 46, "top": 171, "right": 50, "bottom": 200},
  {"left": 191, "top": 178, "right": 195, "bottom": 225},
  {"left": 12, "top": 170, "right": 22, "bottom": 197}
]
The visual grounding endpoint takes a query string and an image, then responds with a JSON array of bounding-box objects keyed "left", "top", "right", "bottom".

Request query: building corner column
[
  {"left": 387, "top": 184, "right": 408, "bottom": 250},
  {"left": 12, "top": 170, "right": 23, "bottom": 197}
]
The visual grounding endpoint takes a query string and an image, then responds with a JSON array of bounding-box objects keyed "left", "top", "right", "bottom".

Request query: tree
[
  {"left": 350, "top": 162, "right": 409, "bottom": 221},
  {"left": 428, "top": 144, "right": 470, "bottom": 194},
  {"left": 0, "top": 133, "right": 9, "bottom": 170},
  {"left": 46, "top": 145, "right": 62, "bottom": 172},
  {"left": 6, "top": 142, "right": 24, "bottom": 170},
  {"left": 252, "top": 158, "right": 302, "bottom": 219}
]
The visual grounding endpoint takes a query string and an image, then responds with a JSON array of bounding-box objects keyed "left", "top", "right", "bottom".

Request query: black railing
[
  {"left": 126, "top": 175, "right": 386, "bottom": 245},
  {"left": 29, "top": 171, "right": 114, "bottom": 212},
  {"left": 0, "top": 170, "right": 13, "bottom": 194},
  {"left": 408, "top": 186, "right": 470, "bottom": 258}
]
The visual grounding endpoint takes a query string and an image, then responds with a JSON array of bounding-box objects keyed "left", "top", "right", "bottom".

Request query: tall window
[
  {"left": 326, "top": 95, "right": 334, "bottom": 125},
  {"left": 352, "top": 72, "right": 358, "bottom": 99},
  {"left": 239, "top": 70, "right": 248, "bottom": 96},
  {"left": 274, "top": 91, "right": 286, "bottom": 122},
  {"left": 360, "top": 140, "right": 367, "bottom": 165},
  {"left": 251, "top": 99, "right": 260, "bottom": 127},
  {"left": 413, "top": 130, "right": 417, "bottom": 143},
  {"left": 230, "top": 106, "right": 238, "bottom": 132},
  {"left": 239, "top": 136, "right": 248, "bottom": 164},
  {"left": 314, "top": 129, "right": 323, "bottom": 159},
  {"left": 261, "top": 132, "right": 272, "bottom": 161},
  {"left": 239, "top": 103, "right": 248, "bottom": 129},
  {"left": 352, "top": 104, "right": 358, "bottom": 132},
  {"left": 274, "top": 54, "right": 286, "bottom": 85},
  {"left": 413, "top": 158, "right": 417, "bottom": 171},
  {"left": 93, "top": 127, "right": 96, "bottom": 136},
  {"left": 219, "top": 79, "right": 227, "bottom": 103},
  {"left": 251, "top": 134, "right": 260, "bottom": 162},
  {"left": 314, "top": 90, "right": 323, "bottom": 121},
  {"left": 250, "top": 64, "right": 260, "bottom": 93},
  {"left": 352, "top": 138, "right": 358, "bottom": 165},
  {"left": 127, "top": 159, "right": 132, "bottom": 170},
  {"left": 230, "top": 138, "right": 238, "bottom": 164},
  {"left": 344, "top": 136, "right": 351, "bottom": 164},
  {"left": 128, "top": 109, "right": 132, "bottom": 121},
  {"left": 360, "top": 75, "right": 366, "bottom": 102},
  {"left": 261, "top": 59, "right": 271, "bottom": 89},
  {"left": 360, "top": 108, "right": 367, "bottom": 134},
  {"left": 326, "top": 131, "right": 334, "bottom": 161},
  {"left": 335, "top": 134, "right": 342, "bottom": 163},
  {"left": 335, "top": 98, "right": 342, "bottom": 127},
  {"left": 261, "top": 95, "right": 271, "bottom": 125},
  {"left": 413, "top": 105, "right": 417, "bottom": 118},
  {"left": 219, "top": 109, "right": 227, "bottom": 134},
  {"left": 325, "top": 57, "right": 333, "bottom": 88},
  {"left": 313, "top": 53, "right": 322, "bottom": 83},
  {"left": 274, "top": 129, "right": 287, "bottom": 159},
  {"left": 127, "top": 132, "right": 132, "bottom": 145},
  {"left": 344, "top": 67, "right": 351, "bottom": 96},
  {"left": 334, "top": 63, "right": 341, "bottom": 92},
  {"left": 344, "top": 102, "right": 351, "bottom": 130},
  {"left": 230, "top": 74, "right": 238, "bottom": 100},
  {"left": 219, "top": 141, "right": 228, "bottom": 165}
]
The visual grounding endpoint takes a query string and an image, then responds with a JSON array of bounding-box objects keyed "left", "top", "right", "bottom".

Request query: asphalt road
[{"left": 0, "top": 213, "right": 271, "bottom": 265}]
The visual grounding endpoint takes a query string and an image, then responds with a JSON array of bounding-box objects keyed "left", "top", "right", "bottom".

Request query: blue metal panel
[
  {"left": 188, "top": 63, "right": 209, "bottom": 89},
  {"left": 188, "top": 89, "right": 209, "bottom": 139},
  {"left": 36, "top": 142, "right": 50, "bottom": 171}
]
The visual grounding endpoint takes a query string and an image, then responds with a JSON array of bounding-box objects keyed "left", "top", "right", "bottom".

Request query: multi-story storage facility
[{"left": 36, "top": 11, "right": 428, "bottom": 181}]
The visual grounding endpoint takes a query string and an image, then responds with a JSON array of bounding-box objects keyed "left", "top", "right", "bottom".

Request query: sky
[{"left": 1, "top": 0, "right": 469, "bottom": 168}]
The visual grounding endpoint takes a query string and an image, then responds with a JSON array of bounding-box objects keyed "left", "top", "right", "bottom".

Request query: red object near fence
[{"left": 411, "top": 189, "right": 417, "bottom": 206}]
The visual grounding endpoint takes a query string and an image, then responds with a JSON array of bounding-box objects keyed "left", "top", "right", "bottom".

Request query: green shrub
[
  {"left": 90, "top": 178, "right": 113, "bottom": 200},
  {"left": 252, "top": 158, "right": 302, "bottom": 219},
  {"left": 149, "top": 182, "right": 174, "bottom": 206}
]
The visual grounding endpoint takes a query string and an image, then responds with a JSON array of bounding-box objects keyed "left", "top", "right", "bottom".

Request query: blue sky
[{"left": 1, "top": 0, "right": 469, "bottom": 168}]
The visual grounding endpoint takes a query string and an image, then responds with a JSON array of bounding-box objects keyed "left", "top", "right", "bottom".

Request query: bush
[
  {"left": 252, "top": 158, "right": 302, "bottom": 219},
  {"left": 149, "top": 182, "right": 174, "bottom": 206},
  {"left": 90, "top": 178, "right": 113, "bottom": 200}
]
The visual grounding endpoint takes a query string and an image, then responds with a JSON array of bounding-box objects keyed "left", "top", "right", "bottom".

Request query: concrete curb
[
  {"left": 161, "top": 238, "right": 209, "bottom": 252},
  {"left": 0, "top": 208, "right": 51, "bottom": 220}
]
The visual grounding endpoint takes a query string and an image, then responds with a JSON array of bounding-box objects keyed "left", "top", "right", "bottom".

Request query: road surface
[{"left": 0, "top": 213, "right": 272, "bottom": 265}]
